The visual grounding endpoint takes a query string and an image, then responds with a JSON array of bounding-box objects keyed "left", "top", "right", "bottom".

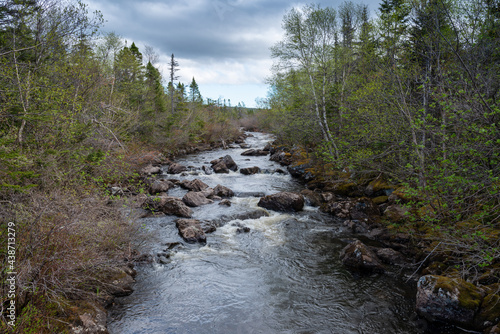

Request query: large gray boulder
[{"left": 257, "top": 192, "right": 304, "bottom": 212}]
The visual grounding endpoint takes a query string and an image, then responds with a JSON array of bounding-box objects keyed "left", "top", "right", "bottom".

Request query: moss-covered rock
[
  {"left": 416, "top": 275, "right": 484, "bottom": 328},
  {"left": 326, "top": 180, "right": 363, "bottom": 197},
  {"left": 365, "top": 177, "right": 396, "bottom": 197},
  {"left": 384, "top": 204, "right": 409, "bottom": 223},
  {"left": 476, "top": 284, "right": 500, "bottom": 329},
  {"left": 372, "top": 195, "right": 389, "bottom": 205}
]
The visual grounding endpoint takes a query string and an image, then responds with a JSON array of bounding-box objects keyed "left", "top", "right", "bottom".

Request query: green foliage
[{"left": 267, "top": 0, "right": 500, "bottom": 273}]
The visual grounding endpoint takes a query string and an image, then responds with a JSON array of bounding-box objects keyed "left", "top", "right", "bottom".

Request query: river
[{"left": 107, "top": 132, "right": 426, "bottom": 334}]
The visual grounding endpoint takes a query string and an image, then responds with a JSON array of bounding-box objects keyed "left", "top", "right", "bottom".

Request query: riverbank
[
  {"left": 270, "top": 143, "right": 500, "bottom": 333},
  {"left": 0, "top": 126, "right": 248, "bottom": 333}
]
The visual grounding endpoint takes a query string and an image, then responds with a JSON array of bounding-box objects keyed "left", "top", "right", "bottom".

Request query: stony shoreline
[{"left": 269, "top": 143, "right": 500, "bottom": 334}]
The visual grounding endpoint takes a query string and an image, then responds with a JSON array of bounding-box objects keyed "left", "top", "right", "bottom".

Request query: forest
[
  {"left": 266, "top": 0, "right": 499, "bottom": 279},
  {"left": 0, "top": 0, "right": 253, "bottom": 331},
  {"left": 0, "top": 0, "right": 499, "bottom": 332}
]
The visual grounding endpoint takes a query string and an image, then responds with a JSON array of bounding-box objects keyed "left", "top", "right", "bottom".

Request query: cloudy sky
[{"left": 87, "top": 0, "right": 382, "bottom": 107}]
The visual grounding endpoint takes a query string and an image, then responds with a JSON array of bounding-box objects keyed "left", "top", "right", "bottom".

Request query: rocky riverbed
[{"left": 81, "top": 131, "right": 499, "bottom": 334}]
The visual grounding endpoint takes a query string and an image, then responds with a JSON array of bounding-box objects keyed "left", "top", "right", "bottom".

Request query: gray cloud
[
  {"left": 90, "top": 0, "right": 293, "bottom": 61},
  {"left": 87, "top": 0, "right": 382, "bottom": 104}
]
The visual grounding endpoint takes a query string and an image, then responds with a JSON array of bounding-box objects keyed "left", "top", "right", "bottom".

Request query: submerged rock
[
  {"left": 201, "top": 165, "right": 213, "bottom": 175},
  {"left": 258, "top": 192, "right": 304, "bottom": 212},
  {"left": 219, "top": 199, "right": 231, "bottom": 206},
  {"left": 240, "top": 166, "right": 260, "bottom": 175}
]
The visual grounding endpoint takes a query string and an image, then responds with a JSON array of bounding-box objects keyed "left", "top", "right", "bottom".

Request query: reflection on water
[{"left": 108, "top": 132, "right": 422, "bottom": 334}]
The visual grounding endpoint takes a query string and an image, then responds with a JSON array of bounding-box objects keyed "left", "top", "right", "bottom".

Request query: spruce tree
[{"left": 189, "top": 77, "right": 202, "bottom": 104}]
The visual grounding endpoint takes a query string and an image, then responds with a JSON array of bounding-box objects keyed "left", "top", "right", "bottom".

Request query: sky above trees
[{"left": 86, "top": 0, "right": 381, "bottom": 107}]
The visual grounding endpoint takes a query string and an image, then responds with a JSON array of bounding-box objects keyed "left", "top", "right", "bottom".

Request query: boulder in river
[
  {"left": 168, "top": 163, "right": 188, "bottom": 174},
  {"left": 212, "top": 160, "right": 229, "bottom": 173},
  {"left": 339, "top": 240, "right": 385, "bottom": 273},
  {"left": 176, "top": 219, "right": 206, "bottom": 243},
  {"left": 150, "top": 196, "right": 193, "bottom": 217},
  {"left": 257, "top": 192, "right": 304, "bottom": 212},
  {"left": 416, "top": 275, "right": 483, "bottom": 329},
  {"left": 241, "top": 149, "right": 268, "bottom": 156},
  {"left": 180, "top": 179, "right": 209, "bottom": 192},
  {"left": 219, "top": 199, "right": 231, "bottom": 206},
  {"left": 182, "top": 191, "right": 213, "bottom": 207},
  {"left": 240, "top": 166, "right": 260, "bottom": 175},
  {"left": 213, "top": 184, "right": 234, "bottom": 198},
  {"left": 201, "top": 165, "right": 213, "bottom": 175},
  {"left": 222, "top": 155, "right": 238, "bottom": 171}
]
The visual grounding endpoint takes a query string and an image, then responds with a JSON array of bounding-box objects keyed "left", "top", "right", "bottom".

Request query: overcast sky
[{"left": 87, "top": 0, "right": 382, "bottom": 107}]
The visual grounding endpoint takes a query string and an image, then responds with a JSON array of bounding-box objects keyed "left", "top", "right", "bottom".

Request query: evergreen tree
[
  {"left": 189, "top": 77, "right": 203, "bottom": 104},
  {"left": 114, "top": 43, "right": 145, "bottom": 107}
]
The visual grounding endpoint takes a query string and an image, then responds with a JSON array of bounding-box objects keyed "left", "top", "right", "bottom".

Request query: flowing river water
[{"left": 107, "top": 132, "right": 426, "bottom": 334}]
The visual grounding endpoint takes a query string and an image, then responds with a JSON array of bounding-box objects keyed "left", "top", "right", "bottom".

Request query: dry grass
[{"left": 0, "top": 182, "right": 143, "bottom": 333}]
